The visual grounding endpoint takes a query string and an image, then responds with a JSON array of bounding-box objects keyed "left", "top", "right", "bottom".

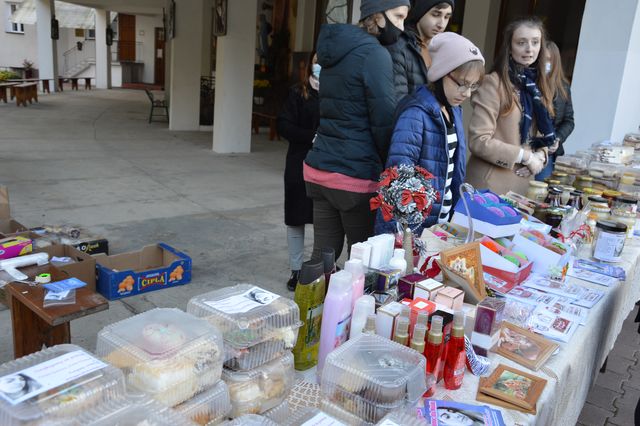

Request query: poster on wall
[{"left": 213, "top": 0, "right": 227, "bottom": 36}]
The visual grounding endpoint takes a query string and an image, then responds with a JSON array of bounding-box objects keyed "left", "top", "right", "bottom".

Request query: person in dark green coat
[{"left": 304, "top": 0, "right": 409, "bottom": 261}]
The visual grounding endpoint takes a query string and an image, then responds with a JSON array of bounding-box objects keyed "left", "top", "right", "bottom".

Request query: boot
[{"left": 287, "top": 270, "right": 300, "bottom": 292}]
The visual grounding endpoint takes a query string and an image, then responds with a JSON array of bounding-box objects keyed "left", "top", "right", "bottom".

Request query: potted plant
[{"left": 22, "top": 59, "right": 34, "bottom": 79}]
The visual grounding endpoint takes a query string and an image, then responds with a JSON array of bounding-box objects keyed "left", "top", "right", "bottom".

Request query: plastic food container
[
  {"left": 0, "top": 344, "right": 126, "bottom": 426},
  {"left": 320, "top": 400, "right": 373, "bottom": 426},
  {"left": 222, "top": 352, "right": 295, "bottom": 417},
  {"left": 187, "top": 284, "right": 302, "bottom": 370},
  {"left": 96, "top": 308, "right": 224, "bottom": 407},
  {"left": 592, "top": 220, "right": 627, "bottom": 262},
  {"left": 320, "top": 334, "right": 427, "bottom": 424},
  {"left": 376, "top": 410, "right": 428, "bottom": 425},
  {"left": 176, "top": 380, "right": 231, "bottom": 425},
  {"left": 283, "top": 406, "right": 347, "bottom": 426},
  {"left": 222, "top": 414, "right": 279, "bottom": 425},
  {"left": 78, "top": 394, "right": 197, "bottom": 426}
]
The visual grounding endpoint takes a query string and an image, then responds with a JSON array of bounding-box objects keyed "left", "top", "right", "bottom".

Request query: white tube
[{"left": 0, "top": 253, "right": 49, "bottom": 281}]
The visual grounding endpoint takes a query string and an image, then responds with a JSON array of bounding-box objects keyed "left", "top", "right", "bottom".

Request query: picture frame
[
  {"left": 213, "top": 0, "right": 227, "bottom": 36},
  {"left": 476, "top": 377, "right": 537, "bottom": 415},
  {"left": 439, "top": 242, "right": 487, "bottom": 301},
  {"left": 479, "top": 364, "right": 547, "bottom": 411},
  {"left": 495, "top": 322, "right": 558, "bottom": 371}
]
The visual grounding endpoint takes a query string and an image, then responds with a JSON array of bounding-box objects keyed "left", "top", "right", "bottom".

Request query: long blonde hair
[
  {"left": 493, "top": 17, "right": 553, "bottom": 115},
  {"left": 546, "top": 41, "right": 569, "bottom": 101}
]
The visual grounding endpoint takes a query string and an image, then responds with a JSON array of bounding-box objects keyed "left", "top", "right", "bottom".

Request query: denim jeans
[{"left": 535, "top": 156, "right": 555, "bottom": 181}]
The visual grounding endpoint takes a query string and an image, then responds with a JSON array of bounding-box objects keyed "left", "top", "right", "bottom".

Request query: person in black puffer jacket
[
  {"left": 386, "top": 0, "right": 454, "bottom": 100},
  {"left": 304, "top": 0, "right": 409, "bottom": 261},
  {"left": 535, "top": 40, "right": 575, "bottom": 181}
]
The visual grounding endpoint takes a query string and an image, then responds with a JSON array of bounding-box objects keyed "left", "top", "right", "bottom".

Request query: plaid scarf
[{"left": 509, "top": 59, "right": 556, "bottom": 149}]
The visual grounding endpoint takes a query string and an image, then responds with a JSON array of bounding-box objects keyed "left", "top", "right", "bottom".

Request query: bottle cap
[
  {"left": 413, "top": 323, "right": 427, "bottom": 343},
  {"left": 321, "top": 247, "right": 336, "bottom": 273},
  {"left": 364, "top": 314, "right": 377, "bottom": 333},
  {"left": 400, "top": 305, "right": 410, "bottom": 319},
  {"left": 452, "top": 311, "right": 465, "bottom": 337},
  {"left": 428, "top": 315, "right": 443, "bottom": 344},
  {"left": 416, "top": 311, "right": 429, "bottom": 327},
  {"left": 328, "top": 270, "right": 353, "bottom": 293},
  {"left": 354, "top": 295, "right": 375, "bottom": 315},
  {"left": 344, "top": 258, "right": 363, "bottom": 276},
  {"left": 393, "top": 248, "right": 405, "bottom": 259},
  {"left": 299, "top": 259, "right": 324, "bottom": 285},
  {"left": 395, "top": 317, "right": 409, "bottom": 336}
]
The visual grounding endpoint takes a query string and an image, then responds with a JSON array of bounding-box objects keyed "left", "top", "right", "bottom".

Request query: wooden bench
[
  {"left": 0, "top": 83, "right": 17, "bottom": 103},
  {"left": 252, "top": 112, "right": 279, "bottom": 141},
  {"left": 14, "top": 83, "right": 38, "bottom": 107},
  {"left": 6, "top": 277, "right": 108, "bottom": 358}
]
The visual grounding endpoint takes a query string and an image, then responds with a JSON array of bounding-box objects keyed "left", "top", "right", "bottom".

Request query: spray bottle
[
  {"left": 425, "top": 315, "right": 444, "bottom": 397},
  {"left": 444, "top": 311, "right": 466, "bottom": 390},
  {"left": 411, "top": 323, "right": 427, "bottom": 353},
  {"left": 292, "top": 259, "right": 326, "bottom": 371},
  {"left": 393, "top": 317, "right": 410, "bottom": 346}
]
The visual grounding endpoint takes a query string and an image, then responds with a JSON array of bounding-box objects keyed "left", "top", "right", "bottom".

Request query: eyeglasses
[{"left": 446, "top": 74, "right": 481, "bottom": 93}]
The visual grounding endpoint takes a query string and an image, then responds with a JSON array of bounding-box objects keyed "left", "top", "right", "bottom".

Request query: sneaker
[{"left": 287, "top": 270, "right": 300, "bottom": 291}]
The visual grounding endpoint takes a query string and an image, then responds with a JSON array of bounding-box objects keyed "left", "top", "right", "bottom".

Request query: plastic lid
[
  {"left": 175, "top": 380, "right": 231, "bottom": 425},
  {"left": 416, "top": 311, "right": 429, "bottom": 327},
  {"left": 596, "top": 220, "right": 628, "bottom": 233},
  {"left": 452, "top": 311, "right": 465, "bottom": 337},
  {"left": 344, "top": 259, "right": 363, "bottom": 277},
  {"left": 400, "top": 305, "right": 410, "bottom": 319},
  {"left": 577, "top": 176, "right": 593, "bottom": 181},
  {"left": 322, "top": 248, "right": 336, "bottom": 274},
  {"left": 603, "top": 190, "right": 622, "bottom": 197},
  {"left": 327, "top": 270, "right": 353, "bottom": 294},
  {"left": 570, "top": 190, "right": 584, "bottom": 196},
  {"left": 392, "top": 248, "right": 405, "bottom": 259},
  {"left": 589, "top": 196, "right": 609, "bottom": 204},
  {"left": 395, "top": 318, "right": 409, "bottom": 337},
  {"left": 299, "top": 260, "right": 324, "bottom": 285},
  {"left": 412, "top": 323, "right": 427, "bottom": 343},
  {"left": 428, "top": 316, "right": 443, "bottom": 344},
  {"left": 186, "top": 284, "right": 301, "bottom": 350},
  {"left": 0, "top": 344, "right": 126, "bottom": 425},
  {"left": 615, "top": 195, "right": 638, "bottom": 205},
  {"left": 354, "top": 295, "right": 375, "bottom": 314},
  {"left": 529, "top": 181, "right": 548, "bottom": 188}
]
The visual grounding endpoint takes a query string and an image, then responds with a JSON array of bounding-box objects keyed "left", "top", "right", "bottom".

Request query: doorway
[
  {"left": 118, "top": 14, "right": 136, "bottom": 62},
  {"left": 154, "top": 27, "right": 165, "bottom": 87}
]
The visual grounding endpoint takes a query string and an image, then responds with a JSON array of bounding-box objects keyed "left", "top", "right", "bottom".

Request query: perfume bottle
[
  {"left": 425, "top": 315, "right": 444, "bottom": 397},
  {"left": 393, "top": 317, "right": 410, "bottom": 346},
  {"left": 444, "top": 311, "right": 466, "bottom": 390},
  {"left": 411, "top": 323, "right": 427, "bottom": 353}
]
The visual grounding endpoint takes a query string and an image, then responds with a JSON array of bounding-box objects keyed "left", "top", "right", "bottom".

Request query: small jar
[
  {"left": 612, "top": 195, "right": 638, "bottom": 215},
  {"left": 551, "top": 172, "right": 569, "bottom": 185},
  {"left": 533, "top": 203, "right": 550, "bottom": 223},
  {"left": 575, "top": 176, "right": 593, "bottom": 190},
  {"left": 592, "top": 220, "right": 628, "bottom": 262},
  {"left": 526, "top": 181, "right": 548, "bottom": 202},
  {"left": 568, "top": 190, "right": 584, "bottom": 210},
  {"left": 610, "top": 211, "right": 636, "bottom": 238},
  {"left": 545, "top": 187, "right": 563, "bottom": 207},
  {"left": 602, "top": 190, "right": 622, "bottom": 207},
  {"left": 560, "top": 186, "right": 575, "bottom": 205}
]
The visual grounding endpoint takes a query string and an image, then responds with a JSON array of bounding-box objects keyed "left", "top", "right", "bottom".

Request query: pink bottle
[
  {"left": 344, "top": 259, "right": 365, "bottom": 309},
  {"left": 317, "top": 269, "right": 353, "bottom": 381}
]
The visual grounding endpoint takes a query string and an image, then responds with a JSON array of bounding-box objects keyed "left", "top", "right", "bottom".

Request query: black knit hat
[
  {"left": 360, "top": 0, "right": 411, "bottom": 19},
  {"left": 406, "top": 0, "right": 455, "bottom": 27}
]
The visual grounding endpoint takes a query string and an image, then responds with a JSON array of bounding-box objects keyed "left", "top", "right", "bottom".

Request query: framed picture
[
  {"left": 479, "top": 364, "right": 547, "bottom": 411},
  {"left": 495, "top": 322, "right": 558, "bottom": 371},
  {"left": 213, "top": 0, "right": 227, "bottom": 36},
  {"left": 476, "top": 377, "right": 537, "bottom": 415},
  {"left": 439, "top": 242, "right": 486, "bottom": 301}
]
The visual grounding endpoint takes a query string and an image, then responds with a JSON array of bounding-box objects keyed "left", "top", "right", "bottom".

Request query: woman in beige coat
[{"left": 467, "top": 17, "right": 556, "bottom": 196}]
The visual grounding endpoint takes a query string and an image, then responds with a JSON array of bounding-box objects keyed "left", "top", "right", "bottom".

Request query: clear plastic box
[
  {"left": 320, "top": 400, "right": 373, "bottom": 426},
  {"left": 187, "top": 284, "right": 302, "bottom": 370},
  {"left": 79, "top": 394, "right": 197, "bottom": 426},
  {"left": 176, "top": 380, "right": 231, "bottom": 425},
  {"left": 96, "top": 308, "right": 224, "bottom": 407},
  {"left": 0, "top": 344, "right": 126, "bottom": 426},
  {"left": 222, "top": 414, "right": 279, "bottom": 425},
  {"left": 320, "top": 334, "right": 427, "bottom": 424},
  {"left": 376, "top": 410, "right": 428, "bottom": 425},
  {"left": 222, "top": 352, "right": 295, "bottom": 417},
  {"left": 263, "top": 399, "right": 289, "bottom": 424},
  {"left": 284, "top": 406, "right": 348, "bottom": 426}
]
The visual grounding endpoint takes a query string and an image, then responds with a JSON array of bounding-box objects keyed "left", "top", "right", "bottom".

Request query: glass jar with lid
[
  {"left": 560, "top": 186, "right": 575, "bottom": 205},
  {"left": 545, "top": 187, "right": 563, "bottom": 207},
  {"left": 612, "top": 195, "right": 638, "bottom": 215},
  {"left": 568, "top": 190, "right": 584, "bottom": 210},
  {"left": 551, "top": 172, "right": 570, "bottom": 185},
  {"left": 526, "top": 181, "right": 548, "bottom": 202},
  {"left": 592, "top": 220, "right": 628, "bottom": 262},
  {"left": 533, "top": 203, "right": 550, "bottom": 223},
  {"left": 602, "top": 189, "right": 622, "bottom": 207},
  {"left": 575, "top": 176, "right": 593, "bottom": 191},
  {"left": 610, "top": 211, "right": 636, "bottom": 238}
]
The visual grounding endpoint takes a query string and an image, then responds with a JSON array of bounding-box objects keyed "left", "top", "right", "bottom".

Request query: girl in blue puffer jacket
[{"left": 376, "top": 32, "right": 485, "bottom": 236}]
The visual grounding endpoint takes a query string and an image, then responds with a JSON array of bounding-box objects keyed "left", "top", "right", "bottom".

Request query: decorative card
[
  {"left": 572, "top": 259, "right": 626, "bottom": 280},
  {"left": 530, "top": 305, "right": 579, "bottom": 343}
]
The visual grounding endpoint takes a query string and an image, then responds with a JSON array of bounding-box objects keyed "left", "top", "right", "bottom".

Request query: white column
[
  {"left": 294, "top": 0, "right": 316, "bottom": 51},
  {"left": 35, "top": 0, "right": 58, "bottom": 91},
  {"left": 201, "top": 0, "right": 213, "bottom": 76},
  {"left": 168, "top": 0, "right": 205, "bottom": 131},
  {"left": 95, "top": 10, "right": 112, "bottom": 89},
  {"left": 566, "top": 0, "right": 640, "bottom": 152},
  {"left": 212, "top": 0, "right": 258, "bottom": 153}
]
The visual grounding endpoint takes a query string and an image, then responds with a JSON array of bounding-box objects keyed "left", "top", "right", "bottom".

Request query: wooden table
[
  {"left": 14, "top": 83, "right": 38, "bottom": 107},
  {"left": 6, "top": 279, "right": 108, "bottom": 358},
  {"left": 0, "top": 82, "right": 17, "bottom": 103}
]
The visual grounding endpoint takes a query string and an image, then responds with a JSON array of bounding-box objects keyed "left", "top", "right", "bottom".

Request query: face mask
[
  {"left": 377, "top": 13, "right": 403, "bottom": 46},
  {"left": 312, "top": 63, "right": 321, "bottom": 79},
  {"left": 545, "top": 62, "right": 551, "bottom": 74}
]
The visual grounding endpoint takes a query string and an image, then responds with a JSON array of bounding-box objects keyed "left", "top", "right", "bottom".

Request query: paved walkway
[{"left": 0, "top": 88, "right": 638, "bottom": 425}]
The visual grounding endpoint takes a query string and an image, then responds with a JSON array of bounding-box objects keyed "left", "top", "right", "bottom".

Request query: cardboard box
[
  {"left": 413, "top": 278, "right": 444, "bottom": 301},
  {"left": 376, "top": 301, "right": 404, "bottom": 339},
  {"left": 94, "top": 243, "right": 192, "bottom": 300},
  {"left": 0, "top": 219, "right": 29, "bottom": 237},
  {"left": 451, "top": 190, "right": 523, "bottom": 238},
  {"left": 434, "top": 287, "right": 465, "bottom": 311},
  {"left": 34, "top": 244, "right": 97, "bottom": 292},
  {"left": 512, "top": 232, "right": 572, "bottom": 278},
  {"left": 398, "top": 273, "right": 427, "bottom": 300},
  {"left": 472, "top": 297, "right": 505, "bottom": 356},
  {"left": 64, "top": 237, "right": 109, "bottom": 255},
  {"left": 0, "top": 236, "right": 33, "bottom": 260},
  {"left": 479, "top": 237, "right": 533, "bottom": 286}
]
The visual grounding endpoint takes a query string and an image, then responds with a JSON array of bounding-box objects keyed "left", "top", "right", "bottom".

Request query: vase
[{"left": 402, "top": 226, "right": 414, "bottom": 274}]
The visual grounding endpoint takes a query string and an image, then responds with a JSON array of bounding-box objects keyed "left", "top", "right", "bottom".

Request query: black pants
[{"left": 306, "top": 182, "right": 376, "bottom": 261}]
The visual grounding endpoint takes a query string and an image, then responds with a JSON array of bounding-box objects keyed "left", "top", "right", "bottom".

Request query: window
[
  {"left": 5, "top": 3, "right": 24, "bottom": 34},
  {"left": 86, "top": 29, "right": 95, "bottom": 40}
]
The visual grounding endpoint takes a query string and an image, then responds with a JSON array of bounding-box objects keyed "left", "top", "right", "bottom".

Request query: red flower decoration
[
  {"left": 369, "top": 194, "right": 383, "bottom": 211},
  {"left": 413, "top": 192, "right": 427, "bottom": 211},
  {"left": 416, "top": 166, "right": 434, "bottom": 179},
  {"left": 401, "top": 190, "right": 413, "bottom": 206},
  {"left": 379, "top": 167, "right": 398, "bottom": 187}
]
